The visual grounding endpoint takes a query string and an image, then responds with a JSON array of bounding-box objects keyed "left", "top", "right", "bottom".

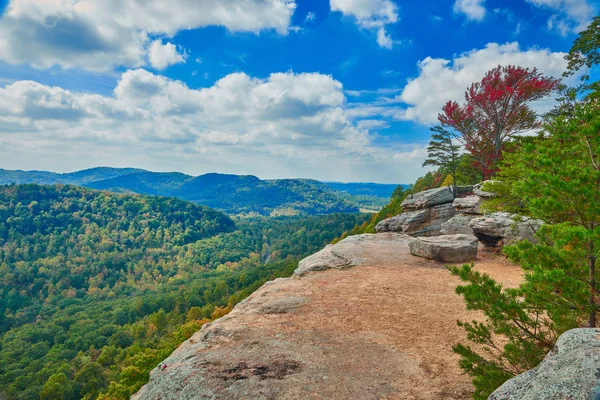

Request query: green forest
[
  {"left": 0, "top": 184, "right": 368, "bottom": 399},
  {"left": 0, "top": 168, "right": 391, "bottom": 216}
]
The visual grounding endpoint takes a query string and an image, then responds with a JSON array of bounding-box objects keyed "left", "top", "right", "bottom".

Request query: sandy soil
[{"left": 134, "top": 234, "right": 523, "bottom": 400}]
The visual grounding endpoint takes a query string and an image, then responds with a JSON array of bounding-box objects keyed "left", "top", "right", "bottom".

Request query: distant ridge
[
  {"left": 324, "top": 182, "right": 406, "bottom": 198},
  {"left": 0, "top": 167, "right": 403, "bottom": 216}
]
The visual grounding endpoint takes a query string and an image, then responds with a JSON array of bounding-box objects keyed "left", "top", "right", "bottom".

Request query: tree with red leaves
[{"left": 438, "top": 65, "right": 561, "bottom": 179}]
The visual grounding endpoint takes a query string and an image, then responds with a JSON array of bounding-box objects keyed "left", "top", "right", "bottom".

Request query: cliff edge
[{"left": 133, "top": 233, "right": 522, "bottom": 400}]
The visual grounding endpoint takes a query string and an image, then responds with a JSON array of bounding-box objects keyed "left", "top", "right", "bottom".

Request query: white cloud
[
  {"left": 526, "top": 0, "right": 595, "bottom": 34},
  {"left": 330, "top": 0, "right": 398, "bottom": 27},
  {"left": 330, "top": 0, "right": 399, "bottom": 48},
  {"left": 376, "top": 28, "right": 393, "bottom": 49},
  {"left": 148, "top": 40, "right": 187, "bottom": 70},
  {"left": 0, "top": 0, "right": 297, "bottom": 72},
  {"left": 453, "top": 0, "right": 486, "bottom": 21},
  {"left": 305, "top": 12, "right": 316, "bottom": 22},
  {"left": 0, "top": 69, "right": 425, "bottom": 183},
  {"left": 396, "top": 42, "right": 569, "bottom": 125}
]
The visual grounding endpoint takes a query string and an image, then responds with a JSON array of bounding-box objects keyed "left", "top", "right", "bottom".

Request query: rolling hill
[
  {"left": 0, "top": 183, "right": 368, "bottom": 399},
  {"left": 0, "top": 168, "right": 400, "bottom": 215}
]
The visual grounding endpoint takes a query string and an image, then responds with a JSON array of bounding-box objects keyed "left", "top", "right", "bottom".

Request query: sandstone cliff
[{"left": 133, "top": 233, "right": 522, "bottom": 399}]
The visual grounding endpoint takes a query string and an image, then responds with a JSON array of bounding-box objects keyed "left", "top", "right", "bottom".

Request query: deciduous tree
[{"left": 439, "top": 65, "right": 560, "bottom": 179}]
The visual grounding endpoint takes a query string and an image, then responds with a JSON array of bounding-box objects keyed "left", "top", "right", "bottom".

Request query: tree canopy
[
  {"left": 0, "top": 184, "right": 368, "bottom": 399},
  {"left": 439, "top": 65, "right": 560, "bottom": 179}
]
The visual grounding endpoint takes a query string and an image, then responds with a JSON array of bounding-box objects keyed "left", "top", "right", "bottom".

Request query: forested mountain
[
  {"left": 0, "top": 168, "right": 398, "bottom": 215},
  {"left": 324, "top": 182, "right": 404, "bottom": 198},
  {"left": 0, "top": 184, "right": 368, "bottom": 399}
]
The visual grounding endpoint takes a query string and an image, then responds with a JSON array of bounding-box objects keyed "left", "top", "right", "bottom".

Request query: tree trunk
[{"left": 589, "top": 249, "right": 597, "bottom": 328}]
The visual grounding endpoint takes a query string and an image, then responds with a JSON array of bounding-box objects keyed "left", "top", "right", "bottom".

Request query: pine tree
[
  {"left": 422, "top": 126, "right": 462, "bottom": 196},
  {"left": 449, "top": 91, "right": 600, "bottom": 399},
  {"left": 565, "top": 13, "right": 600, "bottom": 97}
]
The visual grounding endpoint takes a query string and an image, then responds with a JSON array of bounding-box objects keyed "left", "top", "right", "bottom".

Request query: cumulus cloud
[
  {"left": 395, "top": 42, "right": 569, "bottom": 125},
  {"left": 148, "top": 40, "right": 187, "bottom": 70},
  {"left": 525, "top": 0, "right": 595, "bottom": 34},
  {"left": 376, "top": 28, "right": 393, "bottom": 49},
  {"left": 0, "top": 0, "right": 297, "bottom": 72},
  {"left": 0, "top": 69, "right": 425, "bottom": 182},
  {"left": 330, "top": 0, "right": 399, "bottom": 49},
  {"left": 453, "top": 0, "right": 486, "bottom": 21}
]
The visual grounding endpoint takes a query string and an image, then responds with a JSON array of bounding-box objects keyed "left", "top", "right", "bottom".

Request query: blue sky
[{"left": 0, "top": 0, "right": 596, "bottom": 183}]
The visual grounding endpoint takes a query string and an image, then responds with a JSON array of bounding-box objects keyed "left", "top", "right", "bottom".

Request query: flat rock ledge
[
  {"left": 490, "top": 328, "right": 600, "bottom": 400},
  {"left": 132, "top": 233, "right": 415, "bottom": 400},
  {"left": 401, "top": 186, "right": 455, "bottom": 210},
  {"left": 294, "top": 232, "right": 410, "bottom": 276},
  {"left": 409, "top": 234, "right": 478, "bottom": 263}
]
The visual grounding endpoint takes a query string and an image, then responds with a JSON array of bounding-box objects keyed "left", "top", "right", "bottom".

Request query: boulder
[
  {"left": 375, "top": 203, "right": 456, "bottom": 237},
  {"left": 469, "top": 212, "right": 542, "bottom": 247},
  {"left": 452, "top": 195, "right": 484, "bottom": 215},
  {"left": 401, "top": 186, "right": 454, "bottom": 210},
  {"left": 490, "top": 328, "right": 600, "bottom": 400},
  {"left": 440, "top": 214, "right": 476, "bottom": 236},
  {"left": 294, "top": 245, "right": 353, "bottom": 276},
  {"left": 294, "top": 233, "right": 410, "bottom": 276},
  {"left": 409, "top": 234, "right": 478, "bottom": 263},
  {"left": 473, "top": 181, "right": 496, "bottom": 198}
]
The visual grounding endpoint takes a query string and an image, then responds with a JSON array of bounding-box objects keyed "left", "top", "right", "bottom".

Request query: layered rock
[
  {"left": 440, "top": 214, "right": 477, "bottom": 236},
  {"left": 409, "top": 234, "right": 478, "bottom": 263},
  {"left": 490, "top": 328, "right": 600, "bottom": 400},
  {"left": 375, "top": 203, "right": 456, "bottom": 237},
  {"left": 453, "top": 195, "right": 484, "bottom": 215},
  {"left": 375, "top": 183, "right": 543, "bottom": 250},
  {"left": 469, "top": 212, "right": 542, "bottom": 247},
  {"left": 401, "top": 186, "right": 455, "bottom": 210}
]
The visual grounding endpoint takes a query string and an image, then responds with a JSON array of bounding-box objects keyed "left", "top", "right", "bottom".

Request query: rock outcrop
[
  {"left": 440, "top": 214, "right": 477, "bottom": 236},
  {"left": 375, "top": 203, "right": 456, "bottom": 237},
  {"left": 294, "top": 233, "right": 409, "bottom": 276},
  {"left": 400, "top": 186, "right": 455, "bottom": 210},
  {"left": 132, "top": 233, "right": 523, "bottom": 400},
  {"left": 375, "top": 183, "right": 545, "bottom": 252},
  {"left": 469, "top": 212, "right": 543, "bottom": 247},
  {"left": 409, "top": 234, "right": 478, "bottom": 263},
  {"left": 490, "top": 328, "right": 600, "bottom": 400},
  {"left": 453, "top": 195, "right": 484, "bottom": 215},
  {"left": 376, "top": 185, "right": 487, "bottom": 239}
]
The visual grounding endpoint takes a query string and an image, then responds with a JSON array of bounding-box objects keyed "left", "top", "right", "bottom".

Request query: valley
[{"left": 0, "top": 184, "right": 369, "bottom": 399}]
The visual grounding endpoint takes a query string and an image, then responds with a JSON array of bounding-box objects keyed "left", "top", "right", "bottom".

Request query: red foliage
[{"left": 438, "top": 65, "right": 560, "bottom": 179}]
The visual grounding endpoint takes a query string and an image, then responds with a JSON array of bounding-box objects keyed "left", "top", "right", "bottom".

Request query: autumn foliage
[{"left": 438, "top": 65, "right": 560, "bottom": 179}]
